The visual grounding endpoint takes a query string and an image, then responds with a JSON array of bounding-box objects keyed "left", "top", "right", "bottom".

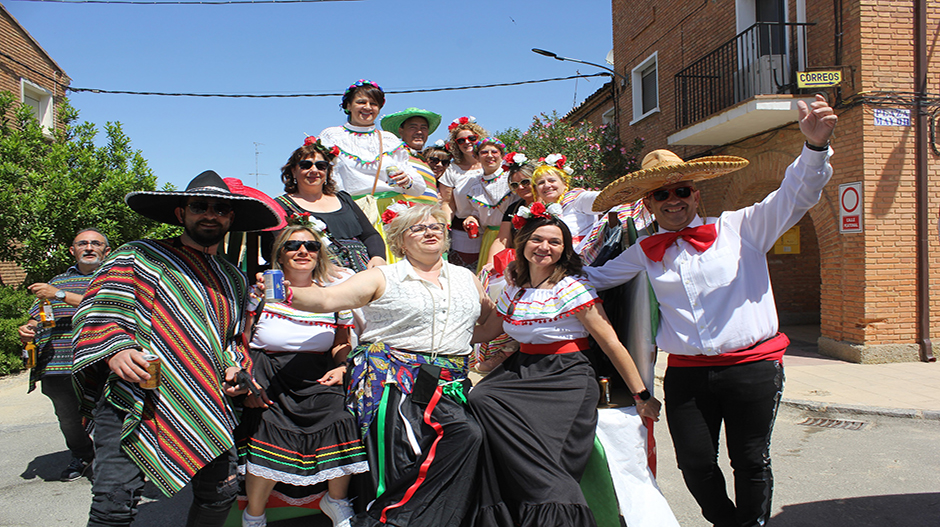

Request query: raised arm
[{"left": 289, "top": 267, "right": 386, "bottom": 313}]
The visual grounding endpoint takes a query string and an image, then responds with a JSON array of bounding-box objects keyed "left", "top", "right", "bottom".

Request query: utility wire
[{"left": 7, "top": 0, "right": 354, "bottom": 4}]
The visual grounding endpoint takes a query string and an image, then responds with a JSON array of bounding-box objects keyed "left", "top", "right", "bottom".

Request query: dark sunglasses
[
  {"left": 282, "top": 240, "right": 322, "bottom": 252},
  {"left": 505, "top": 288, "right": 526, "bottom": 318},
  {"left": 455, "top": 135, "right": 479, "bottom": 145},
  {"left": 187, "top": 201, "right": 234, "bottom": 216},
  {"left": 649, "top": 186, "right": 694, "bottom": 202},
  {"left": 509, "top": 178, "right": 532, "bottom": 190},
  {"left": 427, "top": 157, "right": 451, "bottom": 167},
  {"left": 298, "top": 160, "right": 330, "bottom": 171}
]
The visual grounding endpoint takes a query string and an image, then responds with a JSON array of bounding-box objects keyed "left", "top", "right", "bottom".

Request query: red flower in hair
[
  {"left": 448, "top": 122, "right": 458, "bottom": 132},
  {"left": 330, "top": 146, "right": 340, "bottom": 157},
  {"left": 458, "top": 116, "right": 469, "bottom": 125},
  {"left": 530, "top": 202, "right": 547, "bottom": 217},
  {"left": 381, "top": 209, "right": 397, "bottom": 224},
  {"left": 304, "top": 136, "right": 317, "bottom": 146},
  {"left": 511, "top": 215, "right": 527, "bottom": 230}
]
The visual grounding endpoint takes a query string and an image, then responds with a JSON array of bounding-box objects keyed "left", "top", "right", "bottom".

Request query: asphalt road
[{"left": 2, "top": 372, "right": 938, "bottom": 526}]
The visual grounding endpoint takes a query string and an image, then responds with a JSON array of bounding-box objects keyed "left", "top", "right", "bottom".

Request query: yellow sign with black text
[
  {"left": 797, "top": 71, "right": 842, "bottom": 88},
  {"left": 774, "top": 226, "right": 800, "bottom": 254}
]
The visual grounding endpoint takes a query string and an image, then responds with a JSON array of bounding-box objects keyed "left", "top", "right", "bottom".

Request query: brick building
[
  {"left": 0, "top": 3, "right": 71, "bottom": 286},
  {"left": 602, "top": 0, "right": 938, "bottom": 363}
]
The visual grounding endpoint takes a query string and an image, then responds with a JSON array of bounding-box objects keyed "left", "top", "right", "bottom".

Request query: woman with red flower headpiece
[
  {"left": 470, "top": 211, "right": 661, "bottom": 527},
  {"left": 437, "top": 117, "right": 488, "bottom": 247},
  {"left": 266, "top": 138, "right": 387, "bottom": 273}
]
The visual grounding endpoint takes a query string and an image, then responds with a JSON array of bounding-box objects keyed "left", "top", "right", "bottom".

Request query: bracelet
[
  {"left": 805, "top": 141, "right": 830, "bottom": 152},
  {"left": 633, "top": 389, "right": 652, "bottom": 401}
]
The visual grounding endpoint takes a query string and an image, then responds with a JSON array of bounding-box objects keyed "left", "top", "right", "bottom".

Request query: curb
[{"left": 781, "top": 398, "right": 940, "bottom": 421}]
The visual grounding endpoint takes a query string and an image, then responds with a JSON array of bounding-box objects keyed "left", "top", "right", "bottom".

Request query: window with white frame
[
  {"left": 21, "top": 79, "right": 54, "bottom": 136},
  {"left": 630, "top": 52, "right": 659, "bottom": 124}
]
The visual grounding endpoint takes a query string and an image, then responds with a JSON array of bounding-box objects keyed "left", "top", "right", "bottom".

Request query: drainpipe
[{"left": 914, "top": 0, "right": 935, "bottom": 362}]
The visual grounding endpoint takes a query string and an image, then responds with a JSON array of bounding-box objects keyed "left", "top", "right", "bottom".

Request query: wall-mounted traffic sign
[{"left": 839, "top": 182, "right": 863, "bottom": 234}]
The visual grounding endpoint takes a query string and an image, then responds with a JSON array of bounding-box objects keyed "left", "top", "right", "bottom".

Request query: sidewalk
[{"left": 653, "top": 325, "right": 940, "bottom": 420}]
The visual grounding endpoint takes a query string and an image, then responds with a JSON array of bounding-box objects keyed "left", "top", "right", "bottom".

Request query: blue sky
[{"left": 5, "top": 0, "right": 615, "bottom": 197}]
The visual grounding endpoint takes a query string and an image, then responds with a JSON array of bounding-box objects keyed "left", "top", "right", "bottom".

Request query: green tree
[
  {"left": 0, "top": 91, "right": 177, "bottom": 286},
  {"left": 496, "top": 111, "right": 644, "bottom": 190}
]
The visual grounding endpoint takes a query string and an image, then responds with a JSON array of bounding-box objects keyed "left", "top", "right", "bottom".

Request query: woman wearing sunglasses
[
  {"left": 438, "top": 117, "right": 487, "bottom": 238},
  {"left": 482, "top": 153, "right": 536, "bottom": 271},
  {"left": 470, "top": 207, "right": 661, "bottom": 527},
  {"left": 288, "top": 203, "right": 498, "bottom": 527},
  {"left": 422, "top": 140, "right": 452, "bottom": 184},
  {"left": 238, "top": 220, "right": 369, "bottom": 527},
  {"left": 271, "top": 137, "right": 386, "bottom": 273}
]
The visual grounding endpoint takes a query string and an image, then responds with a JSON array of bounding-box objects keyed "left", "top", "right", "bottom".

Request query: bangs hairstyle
[
  {"left": 281, "top": 146, "right": 336, "bottom": 195},
  {"left": 447, "top": 122, "right": 489, "bottom": 165},
  {"left": 511, "top": 215, "right": 584, "bottom": 287},
  {"left": 509, "top": 162, "right": 536, "bottom": 181},
  {"left": 386, "top": 204, "right": 451, "bottom": 259},
  {"left": 532, "top": 164, "right": 571, "bottom": 202},
  {"left": 342, "top": 85, "right": 386, "bottom": 114},
  {"left": 473, "top": 138, "right": 506, "bottom": 156},
  {"left": 423, "top": 145, "right": 452, "bottom": 161},
  {"left": 270, "top": 224, "right": 336, "bottom": 284}
]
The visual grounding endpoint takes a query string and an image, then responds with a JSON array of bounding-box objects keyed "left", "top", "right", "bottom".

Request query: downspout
[{"left": 914, "top": 0, "right": 935, "bottom": 362}]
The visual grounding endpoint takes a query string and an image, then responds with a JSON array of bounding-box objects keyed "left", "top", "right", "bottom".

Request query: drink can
[
  {"left": 466, "top": 223, "right": 479, "bottom": 239},
  {"left": 263, "top": 269, "right": 286, "bottom": 302},
  {"left": 140, "top": 353, "right": 162, "bottom": 390},
  {"left": 598, "top": 377, "right": 610, "bottom": 407},
  {"left": 385, "top": 165, "right": 401, "bottom": 177}
]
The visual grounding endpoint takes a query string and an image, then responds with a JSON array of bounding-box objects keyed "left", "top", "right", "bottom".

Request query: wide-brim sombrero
[
  {"left": 380, "top": 107, "right": 442, "bottom": 138},
  {"left": 222, "top": 178, "right": 288, "bottom": 232},
  {"left": 592, "top": 150, "right": 749, "bottom": 212},
  {"left": 125, "top": 170, "right": 283, "bottom": 232}
]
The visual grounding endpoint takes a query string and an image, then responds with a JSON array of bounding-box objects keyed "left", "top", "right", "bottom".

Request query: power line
[{"left": 7, "top": 0, "right": 354, "bottom": 4}]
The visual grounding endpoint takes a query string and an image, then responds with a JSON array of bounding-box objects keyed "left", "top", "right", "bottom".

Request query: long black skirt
[
  {"left": 469, "top": 351, "right": 600, "bottom": 527},
  {"left": 353, "top": 383, "right": 483, "bottom": 527},
  {"left": 236, "top": 350, "right": 368, "bottom": 487}
]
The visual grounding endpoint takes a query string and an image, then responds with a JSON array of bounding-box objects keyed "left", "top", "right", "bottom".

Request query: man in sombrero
[
  {"left": 71, "top": 171, "right": 282, "bottom": 526},
  {"left": 585, "top": 94, "right": 837, "bottom": 527},
  {"left": 381, "top": 107, "right": 441, "bottom": 203}
]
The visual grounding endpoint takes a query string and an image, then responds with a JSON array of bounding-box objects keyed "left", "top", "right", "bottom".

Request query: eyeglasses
[
  {"left": 427, "top": 157, "right": 451, "bottom": 167},
  {"left": 407, "top": 223, "right": 447, "bottom": 235},
  {"left": 187, "top": 201, "right": 234, "bottom": 216},
  {"left": 505, "top": 288, "right": 526, "bottom": 318},
  {"left": 649, "top": 186, "right": 694, "bottom": 202},
  {"left": 282, "top": 240, "right": 321, "bottom": 252},
  {"left": 455, "top": 135, "right": 479, "bottom": 146},
  {"left": 298, "top": 159, "right": 330, "bottom": 171},
  {"left": 509, "top": 179, "right": 531, "bottom": 190},
  {"left": 74, "top": 240, "right": 105, "bottom": 248}
]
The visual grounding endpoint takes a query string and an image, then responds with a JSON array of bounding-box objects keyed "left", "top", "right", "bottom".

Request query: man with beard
[
  {"left": 72, "top": 171, "right": 282, "bottom": 527},
  {"left": 18, "top": 228, "right": 111, "bottom": 482}
]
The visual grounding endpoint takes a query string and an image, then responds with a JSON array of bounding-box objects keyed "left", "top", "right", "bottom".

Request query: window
[
  {"left": 21, "top": 79, "right": 54, "bottom": 137},
  {"left": 630, "top": 52, "right": 659, "bottom": 124}
]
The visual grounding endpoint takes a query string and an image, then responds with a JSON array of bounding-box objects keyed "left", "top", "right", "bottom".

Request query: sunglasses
[
  {"left": 282, "top": 240, "right": 322, "bottom": 252},
  {"left": 74, "top": 240, "right": 106, "bottom": 248},
  {"left": 298, "top": 159, "right": 330, "bottom": 171},
  {"left": 509, "top": 179, "right": 531, "bottom": 190},
  {"left": 455, "top": 135, "right": 479, "bottom": 146},
  {"left": 649, "top": 186, "right": 694, "bottom": 202},
  {"left": 427, "top": 157, "right": 451, "bottom": 167},
  {"left": 187, "top": 201, "right": 234, "bottom": 216},
  {"left": 407, "top": 223, "right": 447, "bottom": 235},
  {"left": 505, "top": 288, "right": 526, "bottom": 318}
]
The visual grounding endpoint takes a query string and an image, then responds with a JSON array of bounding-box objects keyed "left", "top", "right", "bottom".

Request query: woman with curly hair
[
  {"left": 271, "top": 137, "right": 386, "bottom": 272},
  {"left": 438, "top": 116, "right": 487, "bottom": 219}
]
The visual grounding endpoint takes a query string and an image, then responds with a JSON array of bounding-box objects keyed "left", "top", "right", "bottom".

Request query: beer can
[
  {"left": 140, "top": 353, "right": 162, "bottom": 390},
  {"left": 263, "top": 269, "right": 286, "bottom": 302},
  {"left": 598, "top": 377, "right": 610, "bottom": 407},
  {"left": 466, "top": 223, "right": 479, "bottom": 239}
]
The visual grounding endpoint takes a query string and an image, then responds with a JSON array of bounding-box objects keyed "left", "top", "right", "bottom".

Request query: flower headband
[
  {"left": 380, "top": 200, "right": 414, "bottom": 227},
  {"left": 474, "top": 137, "right": 506, "bottom": 152},
  {"left": 303, "top": 136, "right": 341, "bottom": 160},
  {"left": 447, "top": 115, "right": 477, "bottom": 132},
  {"left": 540, "top": 153, "right": 574, "bottom": 175},
  {"left": 341, "top": 79, "right": 382, "bottom": 112},
  {"left": 511, "top": 201, "right": 564, "bottom": 230},
  {"left": 502, "top": 152, "right": 528, "bottom": 172},
  {"left": 287, "top": 213, "right": 331, "bottom": 247}
]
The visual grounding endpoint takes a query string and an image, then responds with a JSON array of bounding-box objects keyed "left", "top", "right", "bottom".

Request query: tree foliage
[
  {"left": 0, "top": 91, "right": 178, "bottom": 286},
  {"left": 496, "top": 111, "right": 645, "bottom": 190}
]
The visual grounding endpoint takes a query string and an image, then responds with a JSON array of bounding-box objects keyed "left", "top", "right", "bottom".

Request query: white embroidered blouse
[
  {"left": 496, "top": 276, "right": 600, "bottom": 345},
  {"left": 318, "top": 123, "right": 426, "bottom": 198}
]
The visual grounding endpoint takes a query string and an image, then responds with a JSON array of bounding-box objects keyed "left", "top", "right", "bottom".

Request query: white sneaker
[
  {"left": 320, "top": 494, "right": 354, "bottom": 527},
  {"left": 242, "top": 510, "right": 267, "bottom": 527}
]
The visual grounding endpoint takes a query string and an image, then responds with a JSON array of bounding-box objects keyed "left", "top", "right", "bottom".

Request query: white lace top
[
  {"left": 496, "top": 276, "right": 600, "bottom": 345},
  {"left": 359, "top": 259, "right": 481, "bottom": 356},
  {"left": 318, "top": 123, "right": 426, "bottom": 198}
]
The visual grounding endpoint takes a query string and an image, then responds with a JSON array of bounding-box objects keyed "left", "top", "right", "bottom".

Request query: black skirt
[{"left": 469, "top": 350, "right": 600, "bottom": 527}]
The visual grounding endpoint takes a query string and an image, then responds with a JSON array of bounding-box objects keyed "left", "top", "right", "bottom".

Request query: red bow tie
[{"left": 639, "top": 224, "right": 717, "bottom": 262}]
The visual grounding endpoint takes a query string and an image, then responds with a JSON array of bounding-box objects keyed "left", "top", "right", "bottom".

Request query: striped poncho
[{"left": 72, "top": 238, "right": 251, "bottom": 496}]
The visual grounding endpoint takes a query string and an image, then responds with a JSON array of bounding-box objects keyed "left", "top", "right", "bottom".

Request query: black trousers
[
  {"left": 42, "top": 375, "right": 94, "bottom": 461},
  {"left": 664, "top": 360, "right": 784, "bottom": 527}
]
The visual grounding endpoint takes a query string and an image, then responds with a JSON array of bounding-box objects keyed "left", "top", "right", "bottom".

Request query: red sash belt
[
  {"left": 520, "top": 338, "right": 590, "bottom": 355},
  {"left": 668, "top": 332, "right": 790, "bottom": 367}
]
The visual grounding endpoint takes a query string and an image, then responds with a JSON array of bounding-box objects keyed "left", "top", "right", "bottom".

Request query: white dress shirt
[{"left": 583, "top": 146, "right": 833, "bottom": 356}]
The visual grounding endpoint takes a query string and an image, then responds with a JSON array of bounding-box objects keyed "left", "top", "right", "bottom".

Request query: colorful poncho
[{"left": 72, "top": 238, "right": 251, "bottom": 496}]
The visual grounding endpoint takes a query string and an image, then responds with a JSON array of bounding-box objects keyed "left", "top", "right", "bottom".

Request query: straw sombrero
[
  {"left": 380, "top": 108, "right": 442, "bottom": 138},
  {"left": 592, "top": 150, "right": 749, "bottom": 212}
]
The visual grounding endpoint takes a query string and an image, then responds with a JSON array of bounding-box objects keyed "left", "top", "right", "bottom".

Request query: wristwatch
[
  {"left": 633, "top": 389, "right": 652, "bottom": 402},
  {"left": 54, "top": 289, "right": 66, "bottom": 301}
]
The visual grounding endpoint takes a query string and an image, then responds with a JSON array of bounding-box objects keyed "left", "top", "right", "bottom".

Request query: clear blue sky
[{"left": 5, "top": 0, "right": 615, "bottom": 197}]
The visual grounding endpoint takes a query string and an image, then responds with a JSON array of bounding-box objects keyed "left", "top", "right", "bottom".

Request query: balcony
[{"left": 669, "top": 22, "right": 816, "bottom": 146}]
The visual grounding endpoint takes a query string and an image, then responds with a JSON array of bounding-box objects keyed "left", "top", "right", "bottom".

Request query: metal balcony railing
[{"left": 674, "top": 22, "right": 815, "bottom": 129}]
